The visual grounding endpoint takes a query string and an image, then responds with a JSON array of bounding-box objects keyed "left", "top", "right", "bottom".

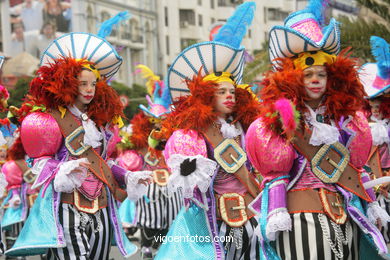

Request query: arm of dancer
[
  {"left": 164, "top": 129, "right": 217, "bottom": 202},
  {"left": 246, "top": 117, "right": 296, "bottom": 241}
]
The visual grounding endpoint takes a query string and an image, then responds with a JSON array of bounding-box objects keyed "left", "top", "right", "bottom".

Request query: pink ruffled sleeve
[
  {"left": 246, "top": 118, "right": 295, "bottom": 184},
  {"left": 345, "top": 111, "right": 372, "bottom": 168},
  {"left": 163, "top": 129, "right": 207, "bottom": 161},
  {"left": 2, "top": 160, "right": 23, "bottom": 190}
]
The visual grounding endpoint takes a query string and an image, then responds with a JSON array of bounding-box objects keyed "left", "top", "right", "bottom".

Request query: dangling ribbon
[{"left": 259, "top": 175, "right": 289, "bottom": 260}]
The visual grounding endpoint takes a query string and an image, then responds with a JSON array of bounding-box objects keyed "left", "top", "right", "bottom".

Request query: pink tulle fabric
[
  {"left": 149, "top": 104, "right": 168, "bottom": 117},
  {"left": 245, "top": 118, "right": 296, "bottom": 184},
  {"left": 291, "top": 18, "right": 323, "bottom": 42},
  {"left": 117, "top": 150, "right": 144, "bottom": 171},
  {"left": 21, "top": 112, "right": 62, "bottom": 158},
  {"left": 347, "top": 111, "right": 372, "bottom": 168},
  {"left": 2, "top": 160, "right": 23, "bottom": 190},
  {"left": 163, "top": 129, "right": 208, "bottom": 162}
]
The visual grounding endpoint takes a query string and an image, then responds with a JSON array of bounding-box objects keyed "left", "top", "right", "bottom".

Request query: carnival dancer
[
  {"left": 245, "top": 1, "right": 390, "bottom": 259},
  {"left": 118, "top": 64, "right": 183, "bottom": 259},
  {"left": 5, "top": 12, "right": 151, "bottom": 259},
  {"left": 360, "top": 36, "right": 390, "bottom": 244},
  {"left": 1, "top": 136, "right": 39, "bottom": 260},
  {"left": 155, "top": 2, "right": 261, "bottom": 260}
]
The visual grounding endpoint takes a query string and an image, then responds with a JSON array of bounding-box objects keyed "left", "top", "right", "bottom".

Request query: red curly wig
[
  {"left": 129, "top": 112, "right": 153, "bottom": 150},
  {"left": 162, "top": 71, "right": 261, "bottom": 138},
  {"left": 260, "top": 49, "right": 367, "bottom": 134},
  {"left": 29, "top": 57, "right": 124, "bottom": 127},
  {"left": 7, "top": 136, "right": 25, "bottom": 161}
]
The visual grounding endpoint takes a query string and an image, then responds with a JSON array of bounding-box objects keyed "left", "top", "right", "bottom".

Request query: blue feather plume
[
  {"left": 97, "top": 11, "right": 131, "bottom": 39},
  {"left": 307, "top": 0, "right": 329, "bottom": 26},
  {"left": 370, "top": 36, "right": 390, "bottom": 78},
  {"left": 213, "top": 2, "right": 256, "bottom": 48},
  {"left": 153, "top": 81, "right": 171, "bottom": 109}
]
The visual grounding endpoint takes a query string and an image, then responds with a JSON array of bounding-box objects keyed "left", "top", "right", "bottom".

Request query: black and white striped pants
[
  {"left": 377, "top": 194, "right": 390, "bottom": 243},
  {"left": 275, "top": 213, "right": 359, "bottom": 260},
  {"left": 137, "top": 183, "right": 183, "bottom": 229},
  {"left": 47, "top": 203, "right": 112, "bottom": 260},
  {"left": 217, "top": 217, "right": 260, "bottom": 260}
]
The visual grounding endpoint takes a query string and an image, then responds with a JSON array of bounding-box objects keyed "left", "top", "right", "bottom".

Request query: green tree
[
  {"left": 242, "top": 42, "right": 270, "bottom": 84},
  {"left": 7, "top": 77, "right": 31, "bottom": 108},
  {"left": 339, "top": 16, "right": 389, "bottom": 61},
  {"left": 110, "top": 81, "right": 147, "bottom": 122},
  {"left": 356, "top": 0, "right": 390, "bottom": 23},
  {"left": 339, "top": 0, "right": 389, "bottom": 61}
]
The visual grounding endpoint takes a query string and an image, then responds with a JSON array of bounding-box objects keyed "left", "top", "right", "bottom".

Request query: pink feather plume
[{"left": 274, "top": 98, "right": 298, "bottom": 133}]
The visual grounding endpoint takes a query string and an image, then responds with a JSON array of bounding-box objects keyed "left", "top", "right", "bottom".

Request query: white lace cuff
[
  {"left": 167, "top": 154, "right": 217, "bottom": 198},
  {"left": 53, "top": 158, "right": 89, "bottom": 193},
  {"left": 125, "top": 171, "right": 152, "bottom": 201},
  {"left": 8, "top": 193, "right": 21, "bottom": 209},
  {"left": 367, "top": 201, "right": 390, "bottom": 225},
  {"left": 266, "top": 208, "right": 291, "bottom": 241}
]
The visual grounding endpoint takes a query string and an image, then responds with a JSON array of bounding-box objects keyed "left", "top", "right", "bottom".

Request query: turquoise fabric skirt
[{"left": 155, "top": 203, "right": 216, "bottom": 260}]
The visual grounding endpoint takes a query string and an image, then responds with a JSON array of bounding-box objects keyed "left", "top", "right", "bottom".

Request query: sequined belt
[
  {"left": 287, "top": 188, "right": 347, "bottom": 224},
  {"left": 215, "top": 192, "right": 255, "bottom": 227},
  {"left": 61, "top": 188, "right": 108, "bottom": 214}
]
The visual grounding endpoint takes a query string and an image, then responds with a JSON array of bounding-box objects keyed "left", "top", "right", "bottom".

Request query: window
[
  {"left": 179, "top": 9, "right": 196, "bottom": 27},
  {"left": 211, "top": 17, "right": 215, "bottom": 24},
  {"left": 198, "top": 0, "right": 202, "bottom": 5},
  {"left": 100, "top": 11, "right": 110, "bottom": 22},
  {"left": 166, "top": 35, "right": 169, "bottom": 55},
  {"left": 164, "top": 7, "right": 168, "bottom": 27},
  {"left": 181, "top": 39, "right": 197, "bottom": 49},
  {"left": 198, "top": 14, "right": 203, "bottom": 26},
  {"left": 267, "top": 8, "right": 289, "bottom": 21},
  {"left": 210, "top": 0, "right": 215, "bottom": 9},
  {"left": 122, "top": 22, "right": 131, "bottom": 40}
]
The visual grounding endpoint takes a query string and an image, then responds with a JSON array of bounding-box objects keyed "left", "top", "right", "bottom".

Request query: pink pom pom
[{"left": 274, "top": 98, "right": 297, "bottom": 132}]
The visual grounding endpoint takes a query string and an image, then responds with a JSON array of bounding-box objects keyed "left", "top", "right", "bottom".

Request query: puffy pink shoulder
[
  {"left": 2, "top": 160, "right": 23, "bottom": 188},
  {"left": 163, "top": 129, "right": 208, "bottom": 161},
  {"left": 246, "top": 118, "right": 295, "bottom": 178},
  {"left": 21, "top": 112, "right": 62, "bottom": 158}
]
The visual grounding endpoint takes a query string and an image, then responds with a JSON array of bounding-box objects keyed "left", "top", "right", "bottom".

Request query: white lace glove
[
  {"left": 8, "top": 193, "right": 21, "bottom": 209},
  {"left": 367, "top": 201, "right": 390, "bottom": 225},
  {"left": 53, "top": 158, "right": 89, "bottom": 193},
  {"left": 167, "top": 154, "right": 217, "bottom": 198},
  {"left": 266, "top": 209, "right": 292, "bottom": 241},
  {"left": 125, "top": 171, "right": 152, "bottom": 201}
]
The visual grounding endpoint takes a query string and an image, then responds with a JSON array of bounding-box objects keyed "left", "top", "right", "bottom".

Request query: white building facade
[
  {"left": 0, "top": 0, "right": 360, "bottom": 86},
  {"left": 156, "top": 0, "right": 296, "bottom": 76},
  {"left": 72, "top": 0, "right": 160, "bottom": 87}
]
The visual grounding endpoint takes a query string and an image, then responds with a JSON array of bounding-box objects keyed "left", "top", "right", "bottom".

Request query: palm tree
[{"left": 339, "top": 0, "right": 389, "bottom": 61}]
